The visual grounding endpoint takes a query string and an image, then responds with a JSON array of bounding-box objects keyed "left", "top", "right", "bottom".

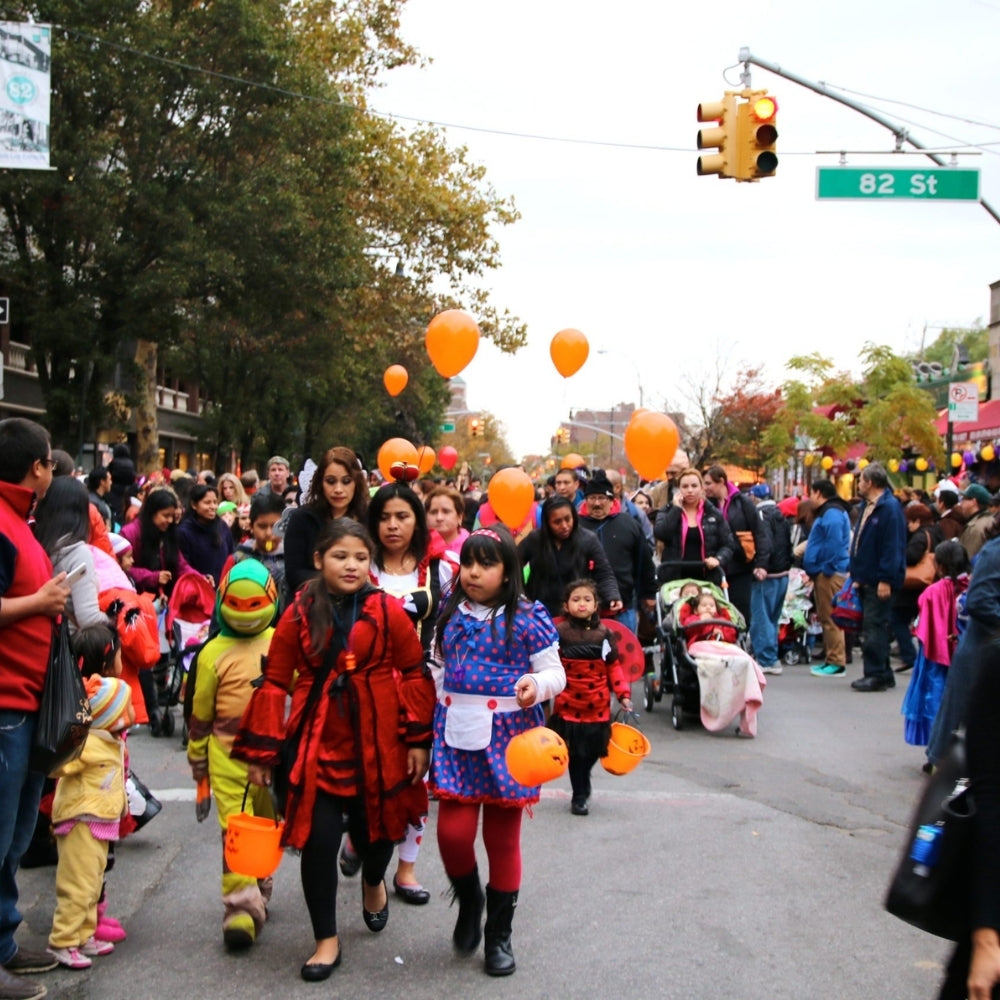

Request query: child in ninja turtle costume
[{"left": 187, "top": 560, "right": 279, "bottom": 950}]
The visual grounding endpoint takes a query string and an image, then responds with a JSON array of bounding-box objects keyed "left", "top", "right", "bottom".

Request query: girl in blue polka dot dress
[{"left": 430, "top": 527, "right": 565, "bottom": 977}]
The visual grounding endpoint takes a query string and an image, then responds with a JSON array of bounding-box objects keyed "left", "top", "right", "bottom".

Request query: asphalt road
[{"left": 15, "top": 658, "right": 953, "bottom": 1000}]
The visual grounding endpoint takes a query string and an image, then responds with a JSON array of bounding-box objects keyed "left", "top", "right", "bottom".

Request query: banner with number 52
[{"left": 0, "top": 22, "right": 51, "bottom": 170}]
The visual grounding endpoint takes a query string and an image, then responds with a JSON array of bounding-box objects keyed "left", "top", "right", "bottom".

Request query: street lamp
[{"left": 597, "top": 349, "right": 644, "bottom": 408}]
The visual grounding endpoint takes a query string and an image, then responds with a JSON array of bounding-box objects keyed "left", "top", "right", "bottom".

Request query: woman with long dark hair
[
  {"left": 176, "top": 483, "right": 234, "bottom": 587},
  {"left": 119, "top": 488, "right": 194, "bottom": 598},
  {"left": 516, "top": 496, "right": 620, "bottom": 619}
]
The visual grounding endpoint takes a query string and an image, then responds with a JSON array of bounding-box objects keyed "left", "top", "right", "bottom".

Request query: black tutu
[{"left": 548, "top": 715, "right": 611, "bottom": 760}]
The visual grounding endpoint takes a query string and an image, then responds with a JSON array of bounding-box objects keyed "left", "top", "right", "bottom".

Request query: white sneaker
[
  {"left": 81, "top": 936, "right": 114, "bottom": 957},
  {"left": 46, "top": 945, "right": 92, "bottom": 969},
  {"left": 761, "top": 665, "right": 783, "bottom": 675}
]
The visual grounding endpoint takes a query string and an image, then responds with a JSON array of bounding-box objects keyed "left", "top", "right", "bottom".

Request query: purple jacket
[{"left": 120, "top": 519, "right": 195, "bottom": 595}]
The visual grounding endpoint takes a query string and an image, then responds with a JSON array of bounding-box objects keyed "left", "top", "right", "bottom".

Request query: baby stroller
[
  {"left": 777, "top": 568, "right": 815, "bottom": 666},
  {"left": 156, "top": 572, "right": 216, "bottom": 739},
  {"left": 644, "top": 569, "right": 763, "bottom": 735}
]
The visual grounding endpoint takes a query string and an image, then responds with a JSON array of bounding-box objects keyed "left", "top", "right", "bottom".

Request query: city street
[{"left": 16, "top": 660, "right": 952, "bottom": 1000}]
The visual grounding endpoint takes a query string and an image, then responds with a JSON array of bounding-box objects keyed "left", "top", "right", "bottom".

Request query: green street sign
[
  {"left": 816, "top": 167, "right": 980, "bottom": 201},
  {"left": 440, "top": 421, "right": 456, "bottom": 433}
]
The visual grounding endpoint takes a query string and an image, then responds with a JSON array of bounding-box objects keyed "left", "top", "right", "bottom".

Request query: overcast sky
[{"left": 375, "top": 0, "right": 1000, "bottom": 459}]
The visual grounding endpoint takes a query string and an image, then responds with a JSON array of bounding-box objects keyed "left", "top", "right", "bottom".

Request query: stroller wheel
[
  {"left": 159, "top": 709, "right": 176, "bottom": 737},
  {"left": 782, "top": 649, "right": 801, "bottom": 666},
  {"left": 643, "top": 676, "right": 655, "bottom": 712},
  {"left": 671, "top": 697, "right": 684, "bottom": 731}
]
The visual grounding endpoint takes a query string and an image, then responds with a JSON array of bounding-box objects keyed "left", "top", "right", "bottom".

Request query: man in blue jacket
[
  {"left": 805, "top": 479, "right": 852, "bottom": 678},
  {"left": 847, "top": 463, "right": 906, "bottom": 691}
]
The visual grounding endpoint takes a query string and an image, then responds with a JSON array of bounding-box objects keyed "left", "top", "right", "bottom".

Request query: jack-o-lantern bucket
[{"left": 505, "top": 726, "right": 569, "bottom": 786}]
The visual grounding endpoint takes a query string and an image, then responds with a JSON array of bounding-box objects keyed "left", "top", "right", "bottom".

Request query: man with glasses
[{"left": 0, "top": 418, "right": 71, "bottom": 998}]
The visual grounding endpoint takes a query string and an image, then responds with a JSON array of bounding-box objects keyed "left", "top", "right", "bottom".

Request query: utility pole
[{"left": 738, "top": 48, "right": 1000, "bottom": 227}]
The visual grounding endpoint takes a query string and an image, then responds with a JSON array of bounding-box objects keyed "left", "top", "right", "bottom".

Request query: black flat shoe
[
  {"left": 362, "top": 881, "right": 389, "bottom": 932},
  {"left": 393, "top": 876, "right": 431, "bottom": 905},
  {"left": 300, "top": 945, "right": 342, "bottom": 982},
  {"left": 851, "top": 675, "right": 887, "bottom": 692}
]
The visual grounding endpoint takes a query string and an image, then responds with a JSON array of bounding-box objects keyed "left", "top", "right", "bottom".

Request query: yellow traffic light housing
[
  {"left": 735, "top": 91, "right": 778, "bottom": 181},
  {"left": 696, "top": 94, "right": 737, "bottom": 178}
]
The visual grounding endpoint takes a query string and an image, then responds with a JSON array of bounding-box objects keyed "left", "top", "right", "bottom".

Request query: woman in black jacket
[{"left": 517, "top": 496, "right": 621, "bottom": 618}]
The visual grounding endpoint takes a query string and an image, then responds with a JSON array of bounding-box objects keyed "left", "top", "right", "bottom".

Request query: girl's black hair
[
  {"left": 34, "top": 476, "right": 91, "bottom": 559},
  {"left": 301, "top": 518, "right": 375, "bottom": 653},
  {"left": 563, "top": 577, "right": 600, "bottom": 626},
  {"left": 368, "top": 482, "right": 429, "bottom": 570},
  {"left": 136, "top": 488, "right": 182, "bottom": 576},
  {"left": 934, "top": 539, "right": 970, "bottom": 581},
  {"left": 71, "top": 622, "right": 120, "bottom": 677},
  {"left": 185, "top": 483, "right": 225, "bottom": 548},
  {"left": 436, "top": 525, "right": 525, "bottom": 652}
]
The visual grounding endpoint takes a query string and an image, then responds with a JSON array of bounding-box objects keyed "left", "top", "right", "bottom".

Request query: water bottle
[{"left": 908, "top": 823, "right": 943, "bottom": 877}]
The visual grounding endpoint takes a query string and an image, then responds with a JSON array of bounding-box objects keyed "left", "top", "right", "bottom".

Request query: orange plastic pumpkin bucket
[
  {"left": 505, "top": 726, "right": 569, "bottom": 786},
  {"left": 601, "top": 717, "right": 651, "bottom": 776},
  {"left": 224, "top": 786, "right": 284, "bottom": 879}
]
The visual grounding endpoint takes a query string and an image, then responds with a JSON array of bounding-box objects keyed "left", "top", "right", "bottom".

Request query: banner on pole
[{"left": 0, "top": 22, "right": 51, "bottom": 170}]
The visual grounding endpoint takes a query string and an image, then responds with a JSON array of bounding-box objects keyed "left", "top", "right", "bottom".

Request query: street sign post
[
  {"left": 948, "top": 381, "right": 979, "bottom": 423},
  {"left": 816, "top": 167, "right": 980, "bottom": 202}
]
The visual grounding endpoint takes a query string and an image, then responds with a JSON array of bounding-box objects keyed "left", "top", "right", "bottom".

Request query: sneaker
[
  {"left": 2, "top": 948, "right": 58, "bottom": 974},
  {"left": 761, "top": 665, "right": 783, "bottom": 675},
  {"left": 80, "top": 937, "right": 113, "bottom": 957},
  {"left": 45, "top": 946, "right": 91, "bottom": 970},
  {"left": 810, "top": 663, "right": 846, "bottom": 677}
]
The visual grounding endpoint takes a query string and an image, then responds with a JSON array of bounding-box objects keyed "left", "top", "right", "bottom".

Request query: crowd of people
[{"left": 2, "top": 418, "right": 1000, "bottom": 998}]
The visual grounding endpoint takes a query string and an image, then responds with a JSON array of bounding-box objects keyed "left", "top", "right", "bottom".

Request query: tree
[
  {"left": 711, "top": 367, "right": 783, "bottom": 475},
  {"left": 914, "top": 322, "right": 988, "bottom": 369}
]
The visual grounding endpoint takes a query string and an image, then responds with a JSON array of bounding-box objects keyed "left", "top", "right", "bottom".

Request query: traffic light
[
  {"left": 696, "top": 93, "right": 737, "bottom": 179},
  {"left": 469, "top": 417, "right": 482, "bottom": 437},
  {"left": 735, "top": 91, "right": 778, "bottom": 181}
]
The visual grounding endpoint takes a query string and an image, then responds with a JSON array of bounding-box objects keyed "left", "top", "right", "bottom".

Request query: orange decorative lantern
[
  {"left": 377, "top": 438, "right": 419, "bottom": 481},
  {"left": 549, "top": 328, "right": 589, "bottom": 378},
  {"left": 425, "top": 310, "right": 480, "bottom": 378},
  {"left": 438, "top": 445, "right": 458, "bottom": 471},
  {"left": 487, "top": 468, "right": 534, "bottom": 529},
  {"left": 623, "top": 411, "right": 679, "bottom": 481},
  {"left": 415, "top": 445, "right": 436, "bottom": 475},
  {"left": 505, "top": 727, "right": 569, "bottom": 786},
  {"left": 382, "top": 365, "right": 408, "bottom": 397},
  {"left": 559, "top": 453, "right": 585, "bottom": 470}
]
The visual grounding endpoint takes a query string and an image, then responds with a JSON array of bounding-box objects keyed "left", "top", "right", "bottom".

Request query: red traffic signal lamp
[
  {"left": 736, "top": 92, "right": 778, "bottom": 181},
  {"left": 696, "top": 94, "right": 737, "bottom": 178}
]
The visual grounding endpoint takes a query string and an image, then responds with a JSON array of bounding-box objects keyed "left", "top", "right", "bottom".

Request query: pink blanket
[{"left": 688, "top": 640, "right": 767, "bottom": 737}]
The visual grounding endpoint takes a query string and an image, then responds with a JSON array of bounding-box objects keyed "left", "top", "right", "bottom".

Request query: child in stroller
[{"left": 645, "top": 577, "right": 765, "bottom": 736}]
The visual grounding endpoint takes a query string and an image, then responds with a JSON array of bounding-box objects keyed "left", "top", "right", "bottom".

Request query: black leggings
[{"left": 299, "top": 791, "right": 394, "bottom": 940}]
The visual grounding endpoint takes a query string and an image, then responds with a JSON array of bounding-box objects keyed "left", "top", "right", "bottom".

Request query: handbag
[
  {"left": 735, "top": 530, "right": 756, "bottom": 562},
  {"left": 125, "top": 770, "right": 163, "bottom": 830},
  {"left": 885, "top": 734, "right": 974, "bottom": 941},
  {"left": 830, "top": 575, "right": 863, "bottom": 631},
  {"left": 904, "top": 531, "right": 936, "bottom": 590},
  {"left": 30, "top": 618, "right": 93, "bottom": 775}
]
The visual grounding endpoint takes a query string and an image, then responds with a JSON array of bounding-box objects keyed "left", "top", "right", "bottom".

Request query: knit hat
[
  {"left": 86, "top": 675, "right": 132, "bottom": 732},
  {"left": 584, "top": 473, "right": 615, "bottom": 498},
  {"left": 962, "top": 483, "right": 992, "bottom": 506},
  {"left": 108, "top": 532, "right": 132, "bottom": 556},
  {"left": 750, "top": 483, "right": 771, "bottom": 499}
]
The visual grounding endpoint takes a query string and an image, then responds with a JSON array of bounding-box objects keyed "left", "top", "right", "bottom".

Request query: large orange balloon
[
  {"left": 383, "top": 365, "right": 408, "bottom": 397},
  {"left": 438, "top": 445, "right": 458, "bottom": 471},
  {"left": 487, "top": 468, "right": 535, "bottom": 529},
  {"left": 559, "top": 453, "right": 585, "bottom": 470},
  {"left": 416, "top": 445, "right": 436, "bottom": 475},
  {"left": 377, "top": 438, "right": 418, "bottom": 481},
  {"left": 549, "top": 328, "right": 589, "bottom": 378},
  {"left": 425, "top": 310, "right": 480, "bottom": 378},
  {"left": 623, "top": 412, "right": 679, "bottom": 481}
]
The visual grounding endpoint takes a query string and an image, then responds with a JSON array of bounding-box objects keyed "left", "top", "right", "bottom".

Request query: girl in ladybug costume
[
  {"left": 430, "top": 527, "right": 565, "bottom": 977},
  {"left": 547, "top": 579, "right": 632, "bottom": 817}
]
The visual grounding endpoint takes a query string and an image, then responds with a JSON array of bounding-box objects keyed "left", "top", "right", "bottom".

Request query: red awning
[{"left": 934, "top": 398, "right": 1000, "bottom": 442}]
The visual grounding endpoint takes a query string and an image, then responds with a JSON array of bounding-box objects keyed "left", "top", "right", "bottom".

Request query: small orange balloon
[
  {"left": 383, "top": 365, "right": 408, "bottom": 397},
  {"left": 425, "top": 310, "right": 480, "bottom": 378},
  {"left": 377, "top": 438, "right": 419, "bottom": 481},
  {"left": 623, "top": 412, "right": 679, "bottom": 481},
  {"left": 549, "top": 328, "right": 589, "bottom": 378},
  {"left": 415, "top": 445, "right": 436, "bottom": 475},
  {"left": 487, "top": 468, "right": 535, "bottom": 529},
  {"left": 559, "top": 453, "right": 585, "bottom": 470}
]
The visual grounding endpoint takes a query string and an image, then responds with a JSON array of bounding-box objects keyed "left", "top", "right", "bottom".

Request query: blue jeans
[
  {"left": 858, "top": 585, "right": 894, "bottom": 681},
  {"left": 0, "top": 709, "right": 45, "bottom": 965},
  {"left": 616, "top": 607, "right": 638, "bottom": 635},
  {"left": 749, "top": 577, "right": 789, "bottom": 666}
]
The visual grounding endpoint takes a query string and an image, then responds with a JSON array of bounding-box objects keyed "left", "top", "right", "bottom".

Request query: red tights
[{"left": 436, "top": 800, "right": 523, "bottom": 892}]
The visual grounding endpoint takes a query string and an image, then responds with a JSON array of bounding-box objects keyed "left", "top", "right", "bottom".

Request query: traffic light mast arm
[{"left": 737, "top": 47, "right": 1000, "bottom": 226}]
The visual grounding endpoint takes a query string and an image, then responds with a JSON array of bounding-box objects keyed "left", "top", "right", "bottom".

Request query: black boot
[
  {"left": 138, "top": 669, "right": 162, "bottom": 737},
  {"left": 449, "top": 866, "right": 485, "bottom": 953},
  {"left": 484, "top": 886, "right": 517, "bottom": 976}
]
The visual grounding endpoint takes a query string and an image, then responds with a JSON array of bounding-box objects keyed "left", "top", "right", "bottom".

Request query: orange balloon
[
  {"left": 415, "top": 445, "right": 436, "bottom": 475},
  {"left": 549, "top": 328, "right": 589, "bottom": 378},
  {"left": 623, "top": 412, "right": 679, "bottom": 481},
  {"left": 377, "top": 438, "right": 418, "bottom": 481},
  {"left": 383, "top": 364, "right": 408, "bottom": 397},
  {"left": 487, "top": 468, "right": 535, "bottom": 529},
  {"left": 559, "top": 453, "right": 585, "bottom": 470},
  {"left": 425, "top": 310, "right": 480, "bottom": 378}
]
